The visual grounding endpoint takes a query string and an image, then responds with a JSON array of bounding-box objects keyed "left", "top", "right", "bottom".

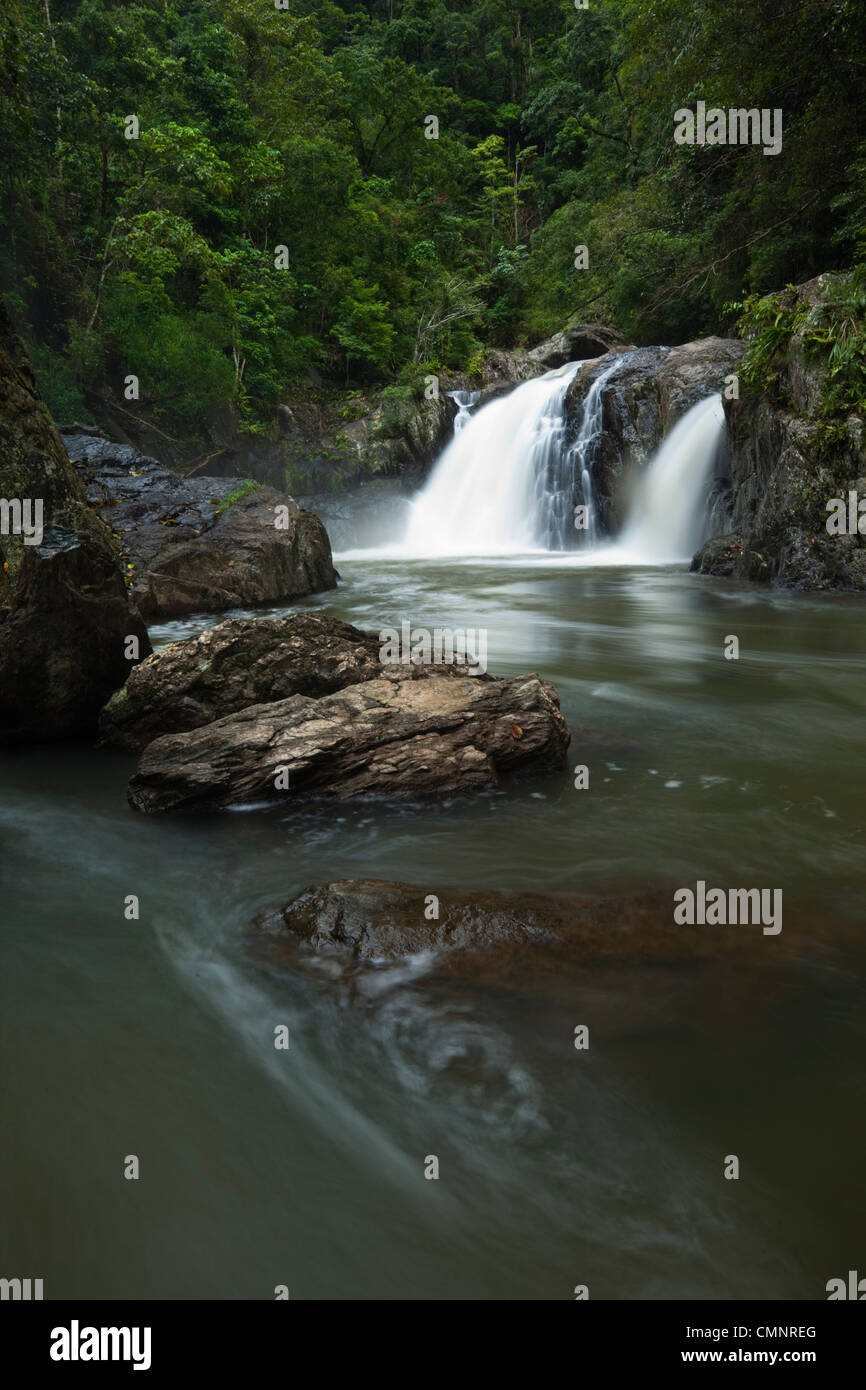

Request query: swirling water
[{"left": 2, "top": 557, "right": 865, "bottom": 1299}]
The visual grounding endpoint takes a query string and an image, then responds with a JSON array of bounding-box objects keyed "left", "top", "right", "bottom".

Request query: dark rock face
[
  {"left": 691, "top": 276, "right": 866, "bottom": 590},
  {"left": 245, "top": 878, "right": 748, "bottom": 972},
  {"left": 690, "top": 534, "right": 746, "bottom": 579},
  {"left": 127, "top": 669, "right": 570, "bottom": 813},
  {"left": 64, "top": 433, "right": 337, "bottom": 619},
  {"left": 567, "top": 348, "right": 667, "bottom": 534},
  {"left": 100, "top": 613, "right": 385, "bottom": 752},
  {"left": 692, "top": 404, "right": 866, "bottom": 588},
  {"left": 0, "top": 301, "right": 150, "bottom": 742},
  {"left": 339, "top": 392, "right": 455, "bottom": 481}
]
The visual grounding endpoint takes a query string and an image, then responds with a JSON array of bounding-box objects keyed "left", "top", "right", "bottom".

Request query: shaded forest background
[{"left": 0, "top": 0, "right": 863, "bottom": 438}]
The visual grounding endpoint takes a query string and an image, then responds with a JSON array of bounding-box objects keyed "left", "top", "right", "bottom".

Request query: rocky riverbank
[
  {"left": 0, "top": 300, "right": 150, "bottom": 742},
  {"left": 52, "top": 280, "right": 866, "bottom": 594},
  {"left": 63, "top": 432, "right": 337, "bottom": 619},
  {"left": 692, "top": 275, "right": 866, "bottom": 590}
]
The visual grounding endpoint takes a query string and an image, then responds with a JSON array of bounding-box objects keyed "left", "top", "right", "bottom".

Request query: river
[{"left": 2, "top": 556, "right": 864, "bottom": 1298}]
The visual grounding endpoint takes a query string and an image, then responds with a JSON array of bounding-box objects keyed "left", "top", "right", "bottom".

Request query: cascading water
[
  {"left": 403, "top": 362, "right": 581, "bottom": 555},
  {"left": 340, "top": 360, "right": 726, "bottom": 565},
  {"left": 449, "top": 389, "right": 480, "bottom": 435},
  {"left": 616, "top": 394, "right": 725, "bottom": 563},
  {"left": 565, "top": 359, "right": 623, "bottom": 549}
]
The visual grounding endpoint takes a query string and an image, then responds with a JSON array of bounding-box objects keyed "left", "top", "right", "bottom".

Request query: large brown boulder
[
  {"left": 127, "top": 669, "right": 570, "bottom": 813},
  {"left": 0, "top": 301, "right": 150, "bottom": 741},
  {"left": 100, "top": 613, "right": 385, "bottom": 752},
  {"left": 64, "top": 433, "right": 337, "bottom": 619}
]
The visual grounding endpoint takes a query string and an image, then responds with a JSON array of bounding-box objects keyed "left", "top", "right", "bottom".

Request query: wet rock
[
  {"left": 691, "top": 276, "right": 866, "bottom": 590},
  {"left": 64, "top": 433, "right": 337, "bottom": 619},
  {"left": 565, "top": 349, "right": 666, "bottom": 532},
  {"left": 0, "top": 299, "right": 150, "bottom": 742},
  {"left": 655, "top": 338, "right": 744, "bottom": 427},
  {"left": 127, "top": 670, "right": 570, "bottom": 813},
  {"left": 100, "top": 613, "right": 385, "bottom": 752},
  {"left": 690, "top": 534, "right": 746, "bottom": 578},
  {"left": 244, "top": 878, "right": 749, "bottom": 972},
  {"left": 692, "top": 396, "right": 866, "bottom": 589},
  {"left": 250, "top": 879, "right": 561, "bottom": 962}
]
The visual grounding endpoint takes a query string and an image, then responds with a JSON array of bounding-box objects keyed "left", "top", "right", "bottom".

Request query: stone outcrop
[
  {"left": 692, "top": 403, "right": 866, "bottom": 587},
  {"left": 337, "top": 391, "right": 454, "bottom": 482},
  {"left": 100, "top": 613, "right": 385, "bottom": 752},
  {"left": 127, "top": 667, "right": 570, "bottom": 813},
  {"left": 0, "top": 300, "right": 150, "bottom": 741},
  {"left": 692, "top": 275, "right": 866, "bottom": 589},
  {"left": 526, "top": 323, "right": 629, "bottom": 371},
  {"left": 64, "top": 433, "right": 337, "bottom": 619}
]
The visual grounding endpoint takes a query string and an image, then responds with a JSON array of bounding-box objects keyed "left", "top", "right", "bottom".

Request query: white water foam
[{"left": 337, "top": 367, "right": 725, "bottom": 567}]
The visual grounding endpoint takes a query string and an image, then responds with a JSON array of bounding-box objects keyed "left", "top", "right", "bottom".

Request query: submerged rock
[
  {"left": 101, "top": 613, "right": 385, "bottom": 752},
  {"left": 64, "top": 433, "right": 337, "bottom": 619},
  {"left": 127, "top": 669, "right": 570, "bottom": 813},
  {"left": 245, "top": 878, "right": 747, "bottom": 971},
  {"left": 0, "top": 299, "right": 150, "bottom": 741}
]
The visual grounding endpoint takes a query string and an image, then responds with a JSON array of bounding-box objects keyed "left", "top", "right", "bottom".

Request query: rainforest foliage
[{"left": 1, "top": 0, "right": 864, "bottom": 435}]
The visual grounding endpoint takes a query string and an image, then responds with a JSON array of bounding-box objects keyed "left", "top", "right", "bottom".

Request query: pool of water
[{"left": 1, "top": 559, "right": 864, "bottom": 1298}]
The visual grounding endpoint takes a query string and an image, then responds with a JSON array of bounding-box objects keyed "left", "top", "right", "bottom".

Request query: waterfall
[
  {"left": 403, "top": 362, "right": 581, "bottom": 555},
  {"left": 566, "top": 359, "right": 622, "bottom": 548},
  {"left": 449, "top": 389, "right": 480, "bottom": 435},
  {"left": 338, "top": 360, "right": 725, "bottom": 565},
  {"left": 616, "top": 395, "right": 725, "bottom": 562}
]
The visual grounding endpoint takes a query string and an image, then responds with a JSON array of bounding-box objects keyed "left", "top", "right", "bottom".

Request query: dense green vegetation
[
  {"left": 733, "top": 268, "right": 866, "bottom": 420},
  {"left": 1, "top": 0, "right": 863, "bottom": 438}
]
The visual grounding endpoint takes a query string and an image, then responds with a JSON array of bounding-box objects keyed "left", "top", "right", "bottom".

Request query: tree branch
[{"left": 637, "top": 191, "right": 821, "bottom": 323}]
